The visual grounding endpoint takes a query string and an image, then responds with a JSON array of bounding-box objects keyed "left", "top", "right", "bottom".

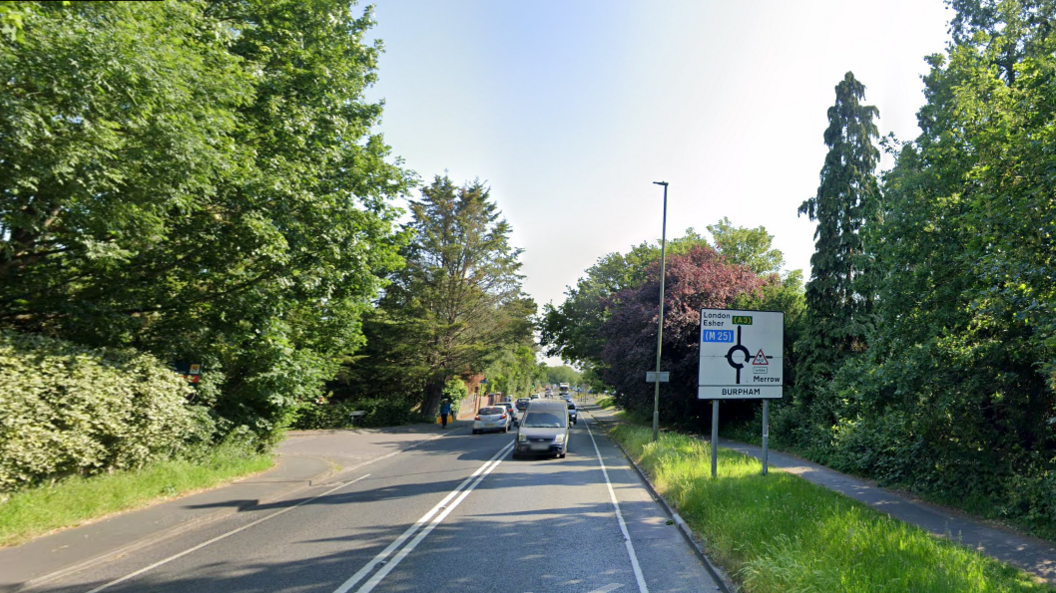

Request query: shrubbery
[
  {"left": 289, "top": 397, "right": 418, "bottom": 430},
  {"left": 0, "top": 332, "right": 203, "bottom": 491}
]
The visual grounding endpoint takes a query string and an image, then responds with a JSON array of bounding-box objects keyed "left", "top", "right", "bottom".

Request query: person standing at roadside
[{"left": 440, "top": 399, "right": 452, "bottom": 428}]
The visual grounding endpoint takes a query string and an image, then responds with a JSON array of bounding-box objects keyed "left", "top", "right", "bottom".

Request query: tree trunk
[{"left": 422, "top": 377, "right": 445, "bottom": 417}]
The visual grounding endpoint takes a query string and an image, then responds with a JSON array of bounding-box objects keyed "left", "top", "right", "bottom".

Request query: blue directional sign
[{"left": 701, "top": 330, "right": 734, "bottom": 343}]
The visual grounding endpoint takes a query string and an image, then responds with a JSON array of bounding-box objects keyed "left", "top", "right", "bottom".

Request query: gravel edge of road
[{"left": 586, "top": 410, "right": 737, "bottom": 593}]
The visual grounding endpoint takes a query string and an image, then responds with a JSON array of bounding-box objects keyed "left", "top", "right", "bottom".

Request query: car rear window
[
  {"left": 521, "top": 412, "right": 567, "bottom": 428},
  {"left": 567, "top": 402, "right": 575, "bottom": 409},
  {"left": 479, "top": 407, "right": 503, "bottom": 415}
]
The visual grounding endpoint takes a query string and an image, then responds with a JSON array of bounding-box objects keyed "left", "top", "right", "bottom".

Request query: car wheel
[
  {"left": 472, "top": 429, "right": 480, "bottom": 434},
  {"left": 559, "top": 453, "right": 566, "bottom": 459}
]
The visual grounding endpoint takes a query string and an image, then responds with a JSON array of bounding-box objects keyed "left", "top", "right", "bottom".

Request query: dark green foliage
[
  {"left": 289, "top": 398, "right": 416, "bottom": 430},
  {"left": 0, "top": 331, "right": 204, "bottom": 491},
  {"left": 768, "top": 3, "right": 1056, "bottom": 540},
  {"left": 339, "top": 176, "right": 535, "bottom": 416},
  {"left": 0, "top": 1, "right": 411, "bottom": 444}
]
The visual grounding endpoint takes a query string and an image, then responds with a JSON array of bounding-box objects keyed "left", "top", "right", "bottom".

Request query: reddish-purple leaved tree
[{"left": 599, "top": 245, "right": 775, "bottom": 425}]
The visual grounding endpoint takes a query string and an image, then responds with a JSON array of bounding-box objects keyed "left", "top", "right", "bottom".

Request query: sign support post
[
  {"left": 698, "top": 308, "right": 783, "bottom": 478},
  {"left": 762, "top": 399, "right": 769, "bottom": 476},
  {"left": 710, "top": 400, "right": 719, "bottom": 478}
]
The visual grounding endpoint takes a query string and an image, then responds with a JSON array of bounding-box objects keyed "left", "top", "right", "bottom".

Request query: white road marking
[
  {"left": 332, "top": 440, "right": 514, "bottom": 593},
  {"left": 83, "top": 473, "right": 373, "bottom": 593},
  {"left": 586, "top": 421, "right": 650, "bottom": 593}
]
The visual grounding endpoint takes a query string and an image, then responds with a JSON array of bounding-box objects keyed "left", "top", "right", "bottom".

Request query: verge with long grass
[
  {"left": 0, "top": 444, "right": 272, "bottom": 547},
  {"left": 609, "top": 424, "right": 1053, "bottom": 593}
]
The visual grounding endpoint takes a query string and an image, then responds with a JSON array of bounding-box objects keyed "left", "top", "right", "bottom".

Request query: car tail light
[
  {"left": 474, "top": 415, "right": 481, "bottom": 421},
  {"left": 500, "top": 414, "right": 507, "bottom": 419}
]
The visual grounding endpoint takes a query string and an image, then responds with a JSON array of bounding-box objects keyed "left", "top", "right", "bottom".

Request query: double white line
[{"left": 332, "top": 440, "right": 514, "bottom": 593}]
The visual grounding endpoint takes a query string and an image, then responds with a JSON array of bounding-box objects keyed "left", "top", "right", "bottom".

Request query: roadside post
[{"left": 697, "top": 308, "right": 784, "bottom": 477}]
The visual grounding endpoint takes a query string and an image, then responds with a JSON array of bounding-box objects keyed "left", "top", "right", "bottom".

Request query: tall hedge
[{"left": 0, "top": 332, "right": 201, "bottom": 491}]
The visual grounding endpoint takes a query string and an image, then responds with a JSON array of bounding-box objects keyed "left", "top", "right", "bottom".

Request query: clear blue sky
[{"left": 365, "top": 0, "right": 952, "bottom": 359}]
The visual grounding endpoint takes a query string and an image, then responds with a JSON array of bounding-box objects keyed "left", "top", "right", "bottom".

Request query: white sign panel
[
  {"left": 698, "top": 309, "right": 783, "bottom": 400},
  {"left": 645, "top": 371, "right": 670, "bottom": 383}
]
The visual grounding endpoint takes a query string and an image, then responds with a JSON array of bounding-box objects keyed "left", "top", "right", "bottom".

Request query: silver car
[
  {"left": 513, "top": 400, "right": 570, "bottom": 459},
  {"left": 495, "top": 401, "right": 519, "bottom": 426},
  {"left": 472, "top": 406, "right": 510, "bottom": 434}
]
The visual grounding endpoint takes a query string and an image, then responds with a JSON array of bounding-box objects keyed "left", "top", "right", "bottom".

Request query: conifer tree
[{"left": 795, "top": 72, "right": 881, "bottom": 402}]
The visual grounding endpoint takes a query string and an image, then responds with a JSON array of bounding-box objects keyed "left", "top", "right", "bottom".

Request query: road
[{"left": 26, "top": 414, "right": 720, "bottom": 593}]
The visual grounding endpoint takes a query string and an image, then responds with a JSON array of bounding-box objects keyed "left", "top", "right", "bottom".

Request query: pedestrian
[{"left": 440, "top": 399, "right": 452, "bottom": 429}]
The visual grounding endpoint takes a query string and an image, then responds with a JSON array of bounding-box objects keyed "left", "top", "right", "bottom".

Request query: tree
[
  {"left": 0, "top": 1, "right": 412, "bottom": 442},
  {"left": 599, "top": 245, "right": 769, "bottom": 424},
  {"left": 540, "top": 229, "right": 711, "bottom": 367},
  {"left": 707, "top": 217, "right": 786, "bottom": 276},
  {"left": 847, "top": 0, "right": 1056, "bottom": 508},
  {"left": 359, "top": 176, "right": 535, "bottom": 416},
  {"left": 794, "top": 72, "right": 881, "bottom": 421}
]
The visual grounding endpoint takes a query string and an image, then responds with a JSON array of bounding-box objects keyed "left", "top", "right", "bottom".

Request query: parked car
[
  {"left": 566, "top": 401, "right": 578, "bottom": 424},
  {"left": 513, "top": 400, "right": 570, "bottom": 459},
  {"left": 496, "top": 401, "right": 519, "bottom": 425},
  {"left": 473, "top": 406, "right": 510, "bottom": 434}
]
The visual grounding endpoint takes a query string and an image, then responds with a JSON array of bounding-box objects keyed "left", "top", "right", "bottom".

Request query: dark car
[
  {"left": 514, "top": 400, "right": 570, "bottom": 459},
  {"left": 515, "top": 398, "right": 531, "bottom": 413},
  {"left": 567, "top": 401, "right": 578, "bottom": 424}
]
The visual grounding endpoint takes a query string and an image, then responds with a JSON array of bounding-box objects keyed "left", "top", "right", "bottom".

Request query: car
[
  {"left": 529, "top": 394, "right": 540, "bottom": 400},
  {"left": 566, "top": 401, "right": 578, "bottom": 424},
  {"left": 513, "top": 400, "right": 570, "bottom": 459},
  {"left": 496, "top": 401, "right": 519, "bottom": 425},
  {"left": 473, "top": 406, "right": 510, "bottom": 434},
  {"left": 515, "top": 398, "right": 531, "bottom": 413}
]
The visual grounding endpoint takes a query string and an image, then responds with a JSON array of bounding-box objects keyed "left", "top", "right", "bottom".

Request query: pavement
[
  {"left": 0, "top": 421, "right": 470, "bottom": 593},
  {"left": 584, "top": 401, "right": 1056, "bottom": 586}
]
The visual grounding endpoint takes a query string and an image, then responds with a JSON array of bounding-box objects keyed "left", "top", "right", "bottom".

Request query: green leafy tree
[
  {"left": 793, "top": 71, "right": 881, "bottom": 428},
  {"left": 540, "top": 229, "right": 711, "bottom": 367},
  {"left": 707, "top": 217, "right": 786, "bottom": 276},
  {"left": 845, "top": 0, "right": 1056, "bottom": 521},
  {"left": 0, "top": 1, "right": 411, "bottom": 442},
  {"left": 356, "top": 176, "right": 535, "bottom": 416},
  {"left": 545, "top": 365, "right": 582, "bottom": 387}
]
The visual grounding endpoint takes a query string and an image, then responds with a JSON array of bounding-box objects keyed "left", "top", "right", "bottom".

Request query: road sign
[
  {"left": 698, "top": 309, "right": 783, "bottom": 400},
  {"left": 645, "top": 371, "right": 670, "bottom": 383}
]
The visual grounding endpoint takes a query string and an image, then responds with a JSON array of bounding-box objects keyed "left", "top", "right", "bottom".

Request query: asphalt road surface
[{"left": 29, "top": 416, "right": 719, "bottom": 593}]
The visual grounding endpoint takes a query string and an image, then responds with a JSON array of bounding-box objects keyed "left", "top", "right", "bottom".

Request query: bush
[
  {"left": 289, "top": 397, "right": 418, "bottom": 430},
  {"left": 0, "top": 331, "right": 197, "bottom": 491}
]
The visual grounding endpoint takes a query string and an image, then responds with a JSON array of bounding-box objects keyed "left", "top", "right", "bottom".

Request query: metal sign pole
[
  {"left": 710, "top": 399, "right": 719, "bottom": 478},
  {"left": 762, "top": 399, "right": 769, "bottom": 476}
]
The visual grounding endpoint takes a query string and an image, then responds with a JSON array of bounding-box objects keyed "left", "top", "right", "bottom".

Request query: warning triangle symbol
[{"left": 752, "top": 349, "right": 768, "bottom": 365}]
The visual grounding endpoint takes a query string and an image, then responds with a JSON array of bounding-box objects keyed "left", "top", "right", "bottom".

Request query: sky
[{"left": 364, "top": 1, "right": 953, "bottom": 363}]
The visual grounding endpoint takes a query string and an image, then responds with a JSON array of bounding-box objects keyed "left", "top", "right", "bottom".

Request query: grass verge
[
  {"left": 609, "top": 424, "right": 1054, "bottom": 593},
  {"left": 0, "top": 445, "right": 273, "bottom": 547}
]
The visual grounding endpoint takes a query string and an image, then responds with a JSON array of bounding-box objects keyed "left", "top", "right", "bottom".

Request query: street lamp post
[{"left": 652, "top": 181, "right": 668, "bottom": 442}]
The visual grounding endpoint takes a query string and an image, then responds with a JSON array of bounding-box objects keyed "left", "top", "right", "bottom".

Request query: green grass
[
  {"left": 609, "top": 424, "right": 1054, "bottom": 593},
  {"left": 595, "top": 396, "right": 616, "bottom": 409},
  {"left": 0, "top": 445, "right": 273, "bottom": 547}
]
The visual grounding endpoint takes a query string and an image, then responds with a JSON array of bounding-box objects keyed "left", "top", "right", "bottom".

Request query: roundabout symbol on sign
[{"left": 724, "top": 326, "right": 751, "bottom": 384}]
